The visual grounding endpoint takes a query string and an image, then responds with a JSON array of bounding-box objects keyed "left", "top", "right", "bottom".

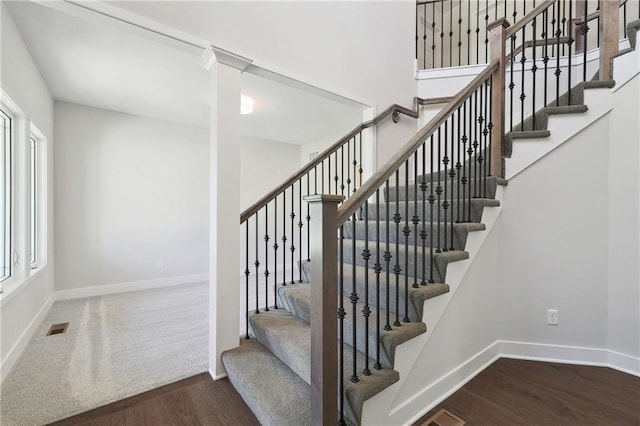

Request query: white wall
[
  {"left": 0, "top": 3, "right": 56, "bottom": 379},
  {"left": 240, "top": 135, "right": 301, "bottom": 211},
  {"left": 54, "top": 102, "right": 209, "bottom": 292}
]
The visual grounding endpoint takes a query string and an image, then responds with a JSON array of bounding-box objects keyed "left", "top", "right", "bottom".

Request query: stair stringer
[
  {"left": 506, "top": 38, "right": 640, "bottom": 180},
  {"left": 359, "top": 185, "right": 504, "bottom": 425}
]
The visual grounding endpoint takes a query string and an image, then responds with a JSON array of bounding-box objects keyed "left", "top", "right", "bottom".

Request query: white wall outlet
[
  {"left": 547, "top": 309, "right": 559, "bottom": 325},
  {"left": 157, "top": 260, "right": 164, "bottom": 270}
]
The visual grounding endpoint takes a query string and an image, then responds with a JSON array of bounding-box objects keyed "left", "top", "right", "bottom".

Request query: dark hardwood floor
[
  {"left": 414, "top": 358, "right": 640, "bottom": 426},
  {"left": 48, "top": 359, "right": 639, "bottom": 426},
  {"left": 48, "top": 374, "right": 259, "bottom": 426}
]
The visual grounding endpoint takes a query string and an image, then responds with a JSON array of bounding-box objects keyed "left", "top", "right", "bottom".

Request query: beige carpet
[{"left": 0, "top": 282, "right": 208, "bottom": 425}]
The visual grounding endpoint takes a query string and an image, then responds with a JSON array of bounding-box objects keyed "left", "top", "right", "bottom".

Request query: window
[
  {"left": 0, "top": 91, "right": 48, "bottom": 298},
  {"left": 1, "top": 107, "right": 11, "bottom": 283},
  {"left": 30, "top": 136, "right": 37, "bottom": 266}
]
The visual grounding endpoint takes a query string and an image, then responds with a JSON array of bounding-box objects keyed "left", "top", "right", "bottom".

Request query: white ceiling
[{"left": 6, "top": 1, "right": 364, "bottom": 145}]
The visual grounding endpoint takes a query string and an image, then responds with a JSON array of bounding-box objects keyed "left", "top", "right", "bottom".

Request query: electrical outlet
[
  {"left": 547, "top": 309, "right": 559, "bottom": 325},
  {"left": 157, "top": 260, "right": 164, "bottom": 270}
]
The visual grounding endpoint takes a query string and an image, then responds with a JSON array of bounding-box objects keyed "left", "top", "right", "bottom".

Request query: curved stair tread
[
  {"left": 221, "top": 339, "right": 310, "bottom": 426},
  {"left": 248, "top": 309, "right": 399, "bottom": 424}
]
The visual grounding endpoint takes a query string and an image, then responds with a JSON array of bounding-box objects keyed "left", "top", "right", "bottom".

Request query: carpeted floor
[{"left": 0, "top": 282, "right": 208, "bottom": 426}]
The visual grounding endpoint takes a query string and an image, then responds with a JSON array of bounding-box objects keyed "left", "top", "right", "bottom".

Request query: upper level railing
[{"left": 416, "top": 0, "right": 639, "bottom": 70}]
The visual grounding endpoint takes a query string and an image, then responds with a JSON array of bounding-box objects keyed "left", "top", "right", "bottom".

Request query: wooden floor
[
  {"left": 414, "top": 358, "right": 640, "bottom": 426},
  {"left": 49, "top": 359, "right": 639, "bottom": 426},
  {"left": 48, "top": 374, "right": 259, "bottom": 426}
]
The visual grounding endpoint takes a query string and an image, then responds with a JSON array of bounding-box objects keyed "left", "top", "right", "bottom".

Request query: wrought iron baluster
[
  {"left": 413, "top": 151, "right": 420, "bottom": 290},
  {"left": 421, "top": 142, "right": 427, "bottom": 286},
  {"left": 338, "top": 225, "right": 345, "bottom": 425},
  {"left": 403, "top": 160, "right": 410, "bottom": 323},
  {"left": 449, "top": 114, "right": 456, "bottom": 251},
  {"left": 520, "top": 22, "right": 527, "bottom": 129},
  {"left": 282, "top": 191, "right": 287, "bottom": 286},
  {"left": 274, "top": 196, "right": 278, "bottom": 308},
  {"left": 347, "top": 140, "right": 351, "bottom": 196},
  {"left": 429, "top": 135, "right": 435, "bottom": 283},
  {"left": 544, "top": 9, "right": 550, "bottom": 105},
  {"left": 362, "top": 202, "right": 371, "bottom": 376},
  {"left": 290, "top": 184, "right": 295, "bottom": 284},
  {"left": 264, "top": 204, "right": 270, "bottom": 311},
  {"left": 245, "top": 221, "right": 250, "bottom": 338},
  {"left": 555, "top": 0, "right": 562, "bottom": 105},
  {"left": 374, "top": 189, "right": 382, "bottom": 370},
  {"left": 567, "top": 0, "right": 573, "bottom": 104},
  {"left": 255, "top": 212, "right": 260, "bottom": 314},
  {"left": 436, "top": 128, "right": 442, "bottom": 253},
  {"left": 351, "top": 212, "right": 359, "bottom": 383},
  {"left": 461, "top": 101, "right": 468, "bottom": 221},
  {"left": 393, "top": 171, "right": 401, "bottom": 327},
  {"left": 442, "top": 120, "right": 449, "bottom": 252},
  {"left": 532, "top": 15, "right": 538, "bottom": 129},
  {"left": 384, "top": 180, "right": 392, "bottom": 331}
]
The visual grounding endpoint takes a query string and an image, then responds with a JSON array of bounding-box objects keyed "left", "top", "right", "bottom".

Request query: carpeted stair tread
[
  {"left": 249, "top": 310, "right": 312, "bottom": 383},
  {"left": 296, "top": 262, "right": 450, "bottom": 321},
  {"left": 343, "top": 220, "right": 485, "bottom": 251},
  {"left": 363, "top": 198, "right": 500, "bottom": 223},
  {"left": 504, "top": 130, "right": 551, "bottom": 158},
  {"left": 277, "top": 283, "right": 431, "bottom": 368},
  {"left": 341, "top": 238, "right": 468, "bottom": 284},
  {"left": 221, "top": 339, "right": 311, "bottom": 426},
  {"left": 247, "top": 309, "right": 399, "bottom": 424}
]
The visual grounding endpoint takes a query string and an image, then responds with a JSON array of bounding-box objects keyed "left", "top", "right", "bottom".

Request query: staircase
[{"left": 221, "top": 8, "right": 640, "bottom": 426}]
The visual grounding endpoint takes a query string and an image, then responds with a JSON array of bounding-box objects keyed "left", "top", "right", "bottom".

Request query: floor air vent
[
  {"left": 421, "top": 408, "right": 465, "bottom": 426},
  {"left": 47, "top": 322, "right": 69, "bottom": 336}
]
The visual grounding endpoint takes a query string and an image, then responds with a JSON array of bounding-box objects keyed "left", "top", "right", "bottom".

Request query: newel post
[
  {"left": 599, "top": 0, "right": 619, "bottom": 80},
  {"left": 487, "top": 18, "right": 510, "bottom": 178},
  {"left": 304, "top": 194, "right": 344, "bottom": 426}
]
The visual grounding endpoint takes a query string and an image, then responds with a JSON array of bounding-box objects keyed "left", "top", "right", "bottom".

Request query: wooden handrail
[
  {"left": 336, "top": 60, "right": 499, "bottom": 225},
  {"left": 505, "top": 0, "right": 559, "bottom": 39},
  {"left": 574, "top": 0, "right": 628, "bottom": 26}
]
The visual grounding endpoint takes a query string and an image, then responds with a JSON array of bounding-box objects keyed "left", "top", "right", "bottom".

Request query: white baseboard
[
  {"left": 56, "top": 273, "right": 209, "bottom": 300},
  {"left": 209, "top": 369, "right": 228, "bottom": 381},
  {"left": 388, "top": 340, "right": 639, "bottom": 425},
  {"left": 1, "top": 293, "right": 55, "bottom": 383},
  {"left": 498, "top": 340, "right": 640, "bottom": 377}
]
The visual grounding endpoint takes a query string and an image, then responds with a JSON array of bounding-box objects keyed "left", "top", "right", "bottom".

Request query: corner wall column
[{"left": 204, "top": 46, "right": 252, "bottom": 379}]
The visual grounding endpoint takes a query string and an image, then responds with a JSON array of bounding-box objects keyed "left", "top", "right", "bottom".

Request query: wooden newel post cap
[
  {"left": 304, "top": 194, "right": 345, "bottom": 204},
  {"left": 487, "top": 18, "right": 511, "bottom": 32}
]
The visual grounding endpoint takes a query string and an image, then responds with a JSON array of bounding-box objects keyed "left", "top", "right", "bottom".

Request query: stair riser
[
  {"left": 365, "top": 200, "right": 488, "bottom": 223},
  {"left": 298, "top": 261, "right": 429, "bottom": 322},
  {"left": 384, "top": 179, "right": 498, "bottom": 202},
  {"left": 340, "top": 241, "right": 450, "bottom": 284},
  {"left": 343, "top": 221, "right": 470, "bottom": 251}
]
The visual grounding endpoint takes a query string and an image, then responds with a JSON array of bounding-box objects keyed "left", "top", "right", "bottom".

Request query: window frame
[{"left": 0, "top": 90, "right": 48, "bottom": 302}]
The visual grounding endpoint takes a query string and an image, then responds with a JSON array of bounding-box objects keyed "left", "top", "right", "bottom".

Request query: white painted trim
[
  {"left": 416, "top": 63, "right": 488, "bottom": 80},
  {"left": 56, "top": 273, "right": 208, "bottom": 300},
  {"left": 0, "top": 292, "right": 55, "bottom": 383},
  {"left": 398, "top": 341, "right": 501, "bottom": 426},
  {"left": 200, "top": 45, "right": 253, "bottom": 72},
  {"left": 498, "top": 340, "right": 640, "bottom": 377},
  {"left": 209, "top": 369, "right": 228, "bottom": 381}
]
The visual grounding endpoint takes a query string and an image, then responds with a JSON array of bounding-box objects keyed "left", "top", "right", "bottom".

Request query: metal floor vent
[
  {"left": 422, "top": 408, "right": 465, "bottom": 426},
  {"left": 47, "top": 322, "right": 69, "bottom": 336}
]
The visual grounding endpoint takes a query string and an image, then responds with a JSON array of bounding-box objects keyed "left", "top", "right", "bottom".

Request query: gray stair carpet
[{"left": 220, "top": 26, "right": 640, "bottom": 424}]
